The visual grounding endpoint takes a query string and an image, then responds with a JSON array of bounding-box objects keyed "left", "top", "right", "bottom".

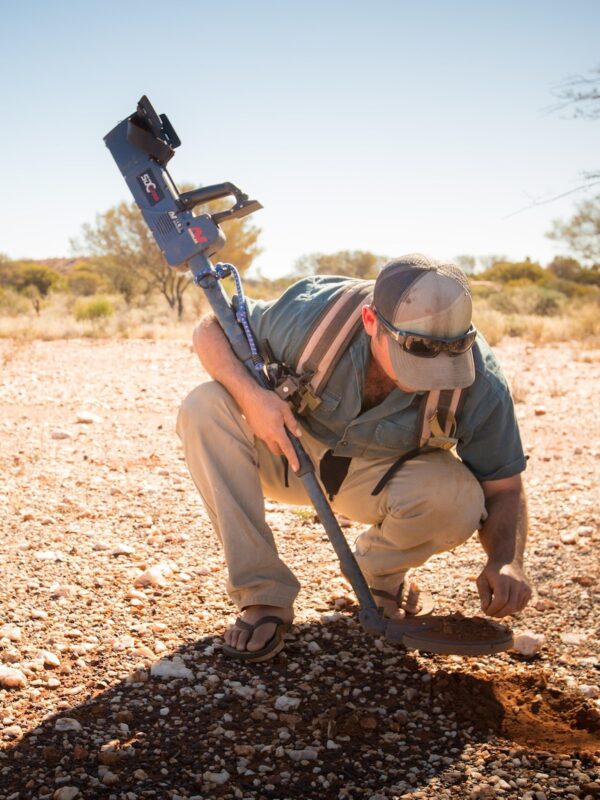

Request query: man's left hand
[{"left": 476, "top": 561, "right": 532, "bottom": 617}]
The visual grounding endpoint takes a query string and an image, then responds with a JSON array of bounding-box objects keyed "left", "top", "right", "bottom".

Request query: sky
[{"left": 0, "top": 0, "right": 598, "bottom": 277}]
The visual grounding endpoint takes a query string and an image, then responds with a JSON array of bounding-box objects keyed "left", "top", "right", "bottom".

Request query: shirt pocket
[
  {"left": 313, "top": 388, "right": 342, "bottom": 418},
  {"left": 374, "top": 419, "right": 419, "bottom": 452}
]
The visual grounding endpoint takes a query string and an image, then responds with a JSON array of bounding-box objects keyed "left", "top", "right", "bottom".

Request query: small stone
[
  {"left": 150, "top": 657, "right": 193, "bottom": 680},
  {"left": 326, "top": 739, "right": 340, "bottom": 750},
  {"left": 307, "top": 641, "right": 321, "bottom": 654},
  {"left": 512, "top": 631, "right": 544, "bottom": 657},
  {"left": 578, "top": 684, "right": 600, "bottom": 698},
  {"left": 112, "top": 543, "right": 135, "bottom": 556},
  {"left": 76, "top": 411, "right": 103, "bottom": 424},
  {"left": 38, "top": 650, "right": 61, "bottom": 668},
  {"left": 0, "top": 623, "right": 22, "bottom": 641},
  {"left": 560, "top": 632, "right": 587, "bottom": 646},
  {"left": 0, "top": 666, "right": 27, "bottom": 689},
  {"left": 560, "top": 531, "right": 578, "bottom": 545},
  {"left": 203, "top": 770, "right": 230, "bottom": 785},
  {"left": 54, "top": 717, "right": 82, "bottom": 732},
  {"left": 2, "top": 725, "right": 23, "bottom": 739},
  {"left": 287, "top": 747, "right": 318, "bottom": 762},
  {"left": 275, "top": 694, "right": 301, "bottom": 711},
  {"left": 134, "top": 562, "right": 174, "bottom": 588},
  {"left": 133, "top": 769, "right": 148, "bottom": 780},
  {"left": 53, "top": 789, "right": 80, "bottom": 800},
  {"left": 534, "top": 406, "right": 546, "bottom": 416},
  {"left": 102, "top": 770, "right": 119, "bottom": 786},
  {"left": 34, "top": 550, "right": 65, "bottom": 561},
  {"left": 51, "top": 429, "right": 72, "bottom": 440}
]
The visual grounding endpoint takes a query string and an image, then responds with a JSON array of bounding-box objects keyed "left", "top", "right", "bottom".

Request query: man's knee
[
  {"left": 176, "top": 380, "right": 236, "bottom": 439},
  {"left": 386, "top": 451, "right": 485, "bottom": 547}
]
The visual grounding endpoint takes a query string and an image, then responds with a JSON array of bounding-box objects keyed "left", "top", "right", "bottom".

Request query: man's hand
[
  {"left": 477, "top": 560, "right": 532, "bottom": 617},
  {"left": 192, "top": 316, "right": 303, "bottom": 472},
  {"left": 477, "top": 474, "right": 533, "bottom": 618},
  {"left": 240, "top": 390, "right": 303, "bottom": 473}
]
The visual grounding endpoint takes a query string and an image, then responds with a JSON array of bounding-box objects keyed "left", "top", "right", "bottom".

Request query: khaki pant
[{"left": 176, "top": 381, "right": 487, "bottom": 610}]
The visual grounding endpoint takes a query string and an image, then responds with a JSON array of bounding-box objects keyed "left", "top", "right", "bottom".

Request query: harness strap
[{"left": 296, "top": 281, "right": 374, "bottom": 405}]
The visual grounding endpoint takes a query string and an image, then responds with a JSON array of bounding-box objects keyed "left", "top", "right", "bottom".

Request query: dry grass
[{"left": 1, "top": 289, "right": 599, "bottom": 351}]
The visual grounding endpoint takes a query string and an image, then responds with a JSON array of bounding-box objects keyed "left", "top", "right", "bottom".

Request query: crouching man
[{"left": 177, "top": 254, "right": 532, "bottom": 662}]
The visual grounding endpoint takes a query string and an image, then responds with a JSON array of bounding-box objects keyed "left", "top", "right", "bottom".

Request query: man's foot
[
  {"left": 223, "top": 605, "right": 294, "bottom": 653},
  {"left": 370, "top": 582, "right": 433, "bottom": 619}
]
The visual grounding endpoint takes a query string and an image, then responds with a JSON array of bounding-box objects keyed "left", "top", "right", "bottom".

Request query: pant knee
[
  {"left": 385, "top": 452, "right": 485, "bottom": 547},
  {"left": 176, "top": 380, "right": 236, "bottom": 439}
]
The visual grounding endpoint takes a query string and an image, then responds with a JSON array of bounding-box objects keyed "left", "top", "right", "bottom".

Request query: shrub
[
  {"left": 73, "top": 296, "right": 114, "bottom": 321},
  {"left": 0, "top": 287, "right": 29, "bottom": 316},
  {"left": 479, "top": 260, "right": 546, "bottom": 284}
]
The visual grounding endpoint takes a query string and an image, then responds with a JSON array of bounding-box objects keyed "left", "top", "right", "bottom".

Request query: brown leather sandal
[
  {"left": 370, "top": 583, "right": 434, "bottom": 618},
  {"left": 222, "top": 615, "right": 292, "bottom": 663}
]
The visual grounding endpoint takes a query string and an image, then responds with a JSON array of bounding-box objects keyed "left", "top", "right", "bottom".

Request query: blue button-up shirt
[{"left": 244, "top": 276, "right": 526, "bottom": 482}]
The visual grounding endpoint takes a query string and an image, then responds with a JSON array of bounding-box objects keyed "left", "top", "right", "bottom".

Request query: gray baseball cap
[{"left": 373, "top": 253, "right": 476, "bottom": 390}]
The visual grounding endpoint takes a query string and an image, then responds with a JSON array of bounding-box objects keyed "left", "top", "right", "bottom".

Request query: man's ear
[{"left": 362, "top": 305, "right": 377, "bottom": 336}]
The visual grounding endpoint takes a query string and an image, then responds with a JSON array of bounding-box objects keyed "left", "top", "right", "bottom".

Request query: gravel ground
[{"left": 0, "top": 337, "right": 598, "bottom": 800}]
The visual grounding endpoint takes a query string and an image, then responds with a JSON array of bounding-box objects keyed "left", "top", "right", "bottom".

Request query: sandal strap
[
  {"left": 233, "top": 615, "right": 291, "bottom": 633},
  {"left": 370, "top": 583, "right": 404, "bottom": 604}
]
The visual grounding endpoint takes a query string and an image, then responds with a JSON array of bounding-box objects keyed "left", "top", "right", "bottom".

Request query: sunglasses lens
[
  {"left": 404, "top": 336, "right": 441, "bottom": 357},
  {"left": 447, "top": 331, "right": 477, "bottom": 354}
]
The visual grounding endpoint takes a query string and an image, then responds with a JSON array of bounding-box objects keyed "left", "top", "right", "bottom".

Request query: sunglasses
[{"left": 374, "top": 308, "right": 477, "bottom": 358}]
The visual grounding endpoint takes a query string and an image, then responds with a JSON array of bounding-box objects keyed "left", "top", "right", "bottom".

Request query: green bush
[
  {"left": 480, "top": 260, "right": 546, "bottom": 284},
  {"left": 0, "top": 287, "right": 30, "bottom": 316},
  {"left": 73, "top": 296, "right": 114, "bottom": 321},
  {"left": 68, "top": 268, "right": 107, "bottom": 296}
]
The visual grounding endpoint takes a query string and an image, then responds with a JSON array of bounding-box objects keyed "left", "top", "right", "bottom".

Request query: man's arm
[
  {"left": 192, "top": 314, "right": 303, "bottom": 471},
  {"left": 476, "top": 473, "right": 532, "bottom": 617}
]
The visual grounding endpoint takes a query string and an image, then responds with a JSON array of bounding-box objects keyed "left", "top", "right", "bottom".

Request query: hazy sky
[{"left": 1, "top": 0, "right": 598, "bottom": 276}]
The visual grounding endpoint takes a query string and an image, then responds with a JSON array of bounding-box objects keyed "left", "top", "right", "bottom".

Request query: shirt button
[{"left": 340, "top": 441, "right": 348, "bottom": 447}]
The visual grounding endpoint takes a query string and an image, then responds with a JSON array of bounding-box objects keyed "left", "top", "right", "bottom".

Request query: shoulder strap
[
  {"left": 295, "top": 280, "right": 373, "bottom": 409},
  {"left": 418, "top": 388, "right": 464, "bottom": 449}
]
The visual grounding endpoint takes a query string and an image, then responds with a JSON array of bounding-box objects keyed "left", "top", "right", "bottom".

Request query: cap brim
[{"left": 387, "top": 338, "right": 475, "bottom": 391}]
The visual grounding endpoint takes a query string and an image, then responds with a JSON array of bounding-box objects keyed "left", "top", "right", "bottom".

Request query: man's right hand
[{"left": 240, "top": 389, "right": 303, "bottom": 472}]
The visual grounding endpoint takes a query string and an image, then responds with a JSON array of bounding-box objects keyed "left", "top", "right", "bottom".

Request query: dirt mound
[{"left": 438, "top": 669, "right": 600, "bottom": 755}]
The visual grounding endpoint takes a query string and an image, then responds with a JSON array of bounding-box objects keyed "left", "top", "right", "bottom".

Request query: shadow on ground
[{"left": 1, "top": 618, "right": 599, "bottom": 799}]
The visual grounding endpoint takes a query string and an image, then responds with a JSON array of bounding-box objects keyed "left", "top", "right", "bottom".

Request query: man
[{"left": 177, "top": 254, "right": 532, "bottom": 662}]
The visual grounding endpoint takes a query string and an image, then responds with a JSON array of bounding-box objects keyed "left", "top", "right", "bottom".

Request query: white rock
[
  {"left": 34, "top": 550, "right": 65, "bottom": 561},
  {"left": 2, "top": 725, "right": 23, "bottom": 739},
  {"left": 287, "top": 747, "right": 318, "bottom": 761},
  {"left": 102, "top": 770, "right": 119, "bottom": 786},
  {"left": 92, "top": 541, "right": 111, "bottom": 551},
  {"left": 47, "top": 678, "right": 61, "bottom": 688},
  {"left": 30, "top": 609, "right": 48, "bottom": 620},
  {"left": 275, "top": 694, "right": 301, "bottom": 711},
  {"left": 0, "top": 623, "right": 21, "bottom": 641},
  {"left": 112, "top": 635, "right": 135, "bottom": 652},
  {"left": 560, "top": 632, "right": 588, "bottom": 646},
  {"left": 112, "top": 543, "right": 135, "bottom": 556},
  {"left": 512, "top": 631, "right": 544, "bottom": 657},
  {"left": 326, "top": 739, "right": 340, "bottom": 750},
  {"left": 54, "top": 788, "right": 80, "bottom": 800},
  {"left": 76, "top": 411, "right": 103, "bottom": 424},
  {"left": 51, "top": 429, "right": 72, "bottom": 440},
  {"left": 229, "top": 681, "right": 253, "bottom": 700},
  {"left": 0, "top": 666, "right": 27, "bottom": 689},
  {"left": 150, "top": 658, "right": 193, "bottom": 680},
  {"left": 54, "top": 717, "right": 81, "bottom": 732},
  {"left": 134, "top": 562, "right": 175, "bottom": 588},
  {"left": 50, "top": 583, "right": 77, "bottom": 598},
  {"left": 203, "top": 770, "right": 230, "bottom": 785},
  {"left": 560, "top": 531, "right": 578, "bottom": 545},
  {"left": 579, "top": 684, "right": 600, "bottom": 698},
  {"left": 307, "top": 641, "right": 321, "bottom": 654},
  {"left": 37, "top": 650, "right": 61, "bottom": 668}
]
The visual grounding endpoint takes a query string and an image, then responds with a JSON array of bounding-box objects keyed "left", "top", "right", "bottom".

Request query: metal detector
[{"left": 103, "top": 96, "right": 513, "bottom": 656}]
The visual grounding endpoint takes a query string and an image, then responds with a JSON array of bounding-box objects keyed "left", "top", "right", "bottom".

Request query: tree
[
  {"left": 0, "top": 261, "right": 64, "bottom": 316},
  {"left": 75, "top": 190, "right": 262, "bottom": 319},
  {"left": 293, "top": 250, "right": 386, "bottom": 280},
  {"left": 547, "top": 195, "right": 600, "bottom": 265},
  {"left": 546, "top": 256, "right": 583, "bottom": 282},
  {"left": 479, "top": 260, "right": 546, "bottom": 284},
  {"left": 453, "top": 254, "right": 477, "bottom": 275},
  {"left": 549, "top": 64, "right": 600, "bottom": 120}
]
